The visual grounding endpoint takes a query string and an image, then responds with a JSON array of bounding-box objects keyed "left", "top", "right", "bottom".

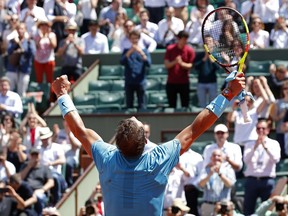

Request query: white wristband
[{"left": 58, "top": 94, "right": 77, "bottom": 117}]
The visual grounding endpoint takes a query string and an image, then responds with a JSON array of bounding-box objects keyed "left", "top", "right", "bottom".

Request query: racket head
[{"left": 201, "top": 7, "right": 250, "bottom": 72}]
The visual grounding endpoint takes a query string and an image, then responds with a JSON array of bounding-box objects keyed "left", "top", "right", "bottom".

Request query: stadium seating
[{"left": 246, "top": 60, "right": 272, "bottom": 76}]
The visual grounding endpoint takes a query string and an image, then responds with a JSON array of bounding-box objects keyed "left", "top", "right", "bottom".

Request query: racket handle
[{"left": 239, "top": 100, "right": 251, "bottom": 123}]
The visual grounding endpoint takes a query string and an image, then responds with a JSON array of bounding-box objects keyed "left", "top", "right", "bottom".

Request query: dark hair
[
  {"left": 115, "top": 119, "right": 146, "bottom": 157},
  {"left": 177, "top": 30, "right": 189, "bottom": 39},
  {"left": 139, "top": 8, "right": 150, "bottom": 17},
  {"left": 1, "top": 113, "right": 16, "bottom": 128},
  {"left": 89, "top": 20, "right": 99, "bottom": 26}
]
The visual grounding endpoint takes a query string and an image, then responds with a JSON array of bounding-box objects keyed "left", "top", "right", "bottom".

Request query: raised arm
[
  {"left": 176, "top": 73, "right": 245, "bottom": 155},
  {"left": 52, "top": 76, "right": 102, "bottom": 158}
]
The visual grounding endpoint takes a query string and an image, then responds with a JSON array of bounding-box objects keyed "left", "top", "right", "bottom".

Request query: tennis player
[{"left": 52, "top": 74, "right": 245, "bottom": 216}]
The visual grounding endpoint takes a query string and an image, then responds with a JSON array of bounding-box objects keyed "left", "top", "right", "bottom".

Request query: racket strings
[{"left": 202, "top": 8, "right": 248, "bottom": 66}]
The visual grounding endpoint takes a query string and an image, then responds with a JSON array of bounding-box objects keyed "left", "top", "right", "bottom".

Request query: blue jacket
[{"left": 7, "top": 39, "right": 36, "bottom": 74}]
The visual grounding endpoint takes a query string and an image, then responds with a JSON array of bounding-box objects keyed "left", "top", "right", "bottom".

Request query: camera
[
  {"left": 218, "top": 204, "right": 229, "bottom": 214},
  {"left": 275, "top": 202, "right": 285, "bottom": 211},
  {"left": 171, "top": 206, "right": 181, "bottom": 214},
  {"left": 85, "top": 205, "right": 95, "bottom": 215}
]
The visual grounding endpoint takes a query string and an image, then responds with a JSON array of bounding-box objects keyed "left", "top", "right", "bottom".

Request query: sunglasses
[{"left": 256, "top": 127, "right": 266, "bottom": 130}]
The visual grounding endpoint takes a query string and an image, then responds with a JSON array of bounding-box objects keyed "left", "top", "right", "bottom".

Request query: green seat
[
  {"left": 111, "top": 80, "right": 125, "bottom": 92},
  {"left": 146, "top": 78, "right": 161, "bottom": 92},
  {"left": 247, "top": 60, "right": 272, "bottom": 76},
  {"left": 88, "top": 80, "right": 112, "bottom": 93},
  {"left": 274, "top": 60, "right": 288, "bottom": 68},
  {"left": 96, "top": 92, "right": 124, "bottom": 111},
  {"left": 21, "top": 96, "right": 36, "bottom": 119},
  {"left": 147, "top": 64, "right": 167, "bottom": 78},
  {"left": 99, "top": 65, "right": 124, "bottom": 80},
  {"left": 235, "top": 178, "right": 245, "bottom": 196},
  {"left": 190, "top": 141, "right": 210, "bottom": 154},
  {"left": 276, "top": 159, "right": 288, "bottom": 177},
  {"left": 73, "top": 94, "right": 97, "bottom": 110},
  {"left": 147, "top": 92, "right": 168, "bottom": 109}
]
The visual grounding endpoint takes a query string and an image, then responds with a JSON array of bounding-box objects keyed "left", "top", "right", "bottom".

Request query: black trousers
[
  {"left": 166, "top": 83, "right": 189, "bottom": 108},
  {"left": 184, "top": 184, "right": 199, "bottom": 216}
]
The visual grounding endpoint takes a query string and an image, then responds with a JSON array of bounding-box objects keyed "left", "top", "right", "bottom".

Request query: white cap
[{"left": 214, "top": 124, "right": 228, "bottom": 133}]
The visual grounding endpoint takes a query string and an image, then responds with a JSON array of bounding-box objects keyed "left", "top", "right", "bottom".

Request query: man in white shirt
[
  {"left": 0, "top": 77, "right": 23, "bottom": 119},
  {"left": 203, "top": 124, "right": 243, "bottom": 172},
  {"left": 120, "top": 19, "right": 157, "bottom": 52},
  {"left": 243, "top": 119, "right": 281, "bottom": 215},
  {"left": 135, "top": 9, "right": 158, "bottom": 39},
  {"left": 20, "top": 0, "right": 47, "bottom": 36},
  {"left": 156, "top": 7, "right": 184, "bottom": 48},
  {"left": 39, "top": 127, "right": 67, "bottom": 205},
  {"left": 81, "top": 20, "right": 109, "bottom": 54}
]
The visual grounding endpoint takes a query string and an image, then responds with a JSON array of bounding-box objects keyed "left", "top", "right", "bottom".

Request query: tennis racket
[{"left": 201, "top": 6, "right": 251, "bottom": 123}]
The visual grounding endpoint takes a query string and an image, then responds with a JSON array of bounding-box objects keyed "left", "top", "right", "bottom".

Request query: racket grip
[{"left": 239, "top": 100, "right": 251, "bottom": 123}]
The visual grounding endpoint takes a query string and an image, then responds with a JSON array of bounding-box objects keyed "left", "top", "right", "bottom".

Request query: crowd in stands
[{"left": 0, "top": 0, "right": 286, "bottom": 215}]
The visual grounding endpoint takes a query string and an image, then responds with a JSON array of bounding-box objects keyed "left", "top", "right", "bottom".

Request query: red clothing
[{"left": 164, "top": 44, "right": 195, "bottom": 84}]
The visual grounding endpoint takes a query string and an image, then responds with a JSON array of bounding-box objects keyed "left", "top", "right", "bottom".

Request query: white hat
[
  {"left": 172, "top": 198, "right": 190, "bottom": 212},
  {"left": 214, "top": 124, "right": 228, "bottom": 133},
  {"left": 39, "top": 127, "right": 53, "bottom": 140}
]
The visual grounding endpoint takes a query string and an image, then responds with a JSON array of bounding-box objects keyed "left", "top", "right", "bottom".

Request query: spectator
[
  {"left": 77, "top": 0, "right": 98, "bottom": 35},
  {"left": 81, "top": 20, "right": 109, "bottom": 54},
  {"left": 198, "top": 149, "right": 236, "bottom": 216},
  {"left": 240, "top": 0, "right": 257, "bottom": 30},
  {"left": 0, "top": 180, "right": 17, "bottom": 215},
  {"left": 6, "top": 129, "right": 27, "bottom": 172},
  {"left": 20, "top": 0, "right": 47, "bottom": 37},
  {"left": 53, "top": 119, "right": 81, "bottom": 188},
  {"left": 226, "top": 96, "right": 260, "bottom": 149},
  {"left": 120, "top": 19, "right": 157, "bottom": 52},
  {"left": 34, "top": 19, "right": 57, "bottom": 84},
  {"left": 120, "top": 30, "right": 151, "bottom": 110},
  {"left": 38, "top": 127, "right": 67, "bottom": 205},
  {"left": 143, "top": 0, "right": 165, "bottom": 24},
  {"left": 203, "top": 124, "right": 243, "bottom": 172},
  {"left": 0, "top": 76, "right": 23, "bottom": 119},
  {"left": 250, "top": 17, "right": 270, "bottom": 49},
  {"left": 130, "top": 0, "right": 144, "bottom": 25},
  {"left": 271, "top": 85, "right": 288, "bottom": 159},
  {"left": 98, "top": 0, "right": 126, "bottom": 36},
  {"left": 166, "top": 0, "right": 189, "bottom": 25},
  {"left": 166, "top": 198, "right": 190, "bottom": 216},
  {"left": 135, "top": 9, "right": 158, "bottom": 39},
  {"left": 57, "top": 21, "right": 84, "bottom": 83},
  {"left": 193, "top": 35, "right": 219, "bottom": 108},
  {"left": 164, "top": 30, "right": 195, "bottom": 109},
  {"left": 243, "top": 119, "right": 281, "bottom": 215},
  {"left": 0, "top": 113, "right": 17, "bottom": 148},
  {"left": 219, "top": 19, "right": 237, "bottom": 49},
  {"left": 179, "top": 148, "right": 203, "bottom": 216},
  {"left": 6, "top": 22, "right": 36, "bottom": 97},
  {"left": 203, "top": 124, "right": 243, "bottom": 212},
  {"left": 270, "top": 16, "right": 288, "bottom": 49},
  {"left": 19, "top": 148, "right": 54, "bottom": 213},
  {"left": 190, "top": 0, "right": 214, "bottom": 21},
  {"left": 255, "top": 195, "right": 288, "bottom": 216},
  {"left": 7, "top": 173, "right": 38, "bottom": 216},
  {"left": 84, "top": 183, "right": 104, "bottom": 216},
  {"left": 20, "top": 103, "right": 47, "bottom": 151},
  {"left": 79, "top": 198, "right": 102, "bottom": 216},
  {"left": 108, "top": 11, "right": 127, "bottom": 52},
  {"left": 43, "top": 0, "right": 77, "bottom": 50},
  {"left": 267, "top": 64, "right": 288, "bottom": 99},
  {"left": 156, "top": 7, "right": 184, "bottom": 48},
  {"left": 143, "top": 122, "right": 157, "bottom": 153},
  {"left": 163, "top": 165, "right": 186, "bottom": 211},
  {"left": 252, "top": 76, "right": 276, "bottom": 118},
  {"left": 214, "top": 200, "right": 244, "bottom": 216},
  {"left": 279, "top": 0, "right": 288, "bottom": 21},
  {"left": 0, "top": 148, "right": 16, "bottom": 182}
]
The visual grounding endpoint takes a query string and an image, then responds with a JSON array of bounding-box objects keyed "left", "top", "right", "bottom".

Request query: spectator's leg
[
  {"left": 125, "top": 84, "right": 134, "bottom": 108},
  {"left": 208, "top": 82, "right": 218, "bottom": 104},
  {"left": 259, "top": 178, "right": 275, "bottom": 202},
  {"left": 34, "top": 60, "right": 44, "bottom": 83},
  {"left": 244, "top": 177, "right": 259, "bottom": 215},
  {"left": 184, "top": 184, "right": 199, "bottom": 216},
  {"left": 18, "top": 73, "right": 30, "bottom": 97},
  {"left": 166, "top": 83, "right": 177, "bottom": 108},
  {"left": 136, "top": 84, "right": 146, "bottom": 110},
  {"left": 197, "top": 83, "right": 207, "bottom": 108},
  {"left": 179, "top": 83, "right": 189, "bottom": 108},
  {"left": 44, "top": 61, "right": 55, "bottom": 84},
  {"left": 145, "top": 6, "right": 165, "bottom": 24},
  {"left": 65, "top": 157, "right": 76, "bottom": 188},
  {"left": 35, "top": 192, "right": 48, "bottom": 215},
  {"left": 5, "top": 71, "right": 18, "bottom": 92}
]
